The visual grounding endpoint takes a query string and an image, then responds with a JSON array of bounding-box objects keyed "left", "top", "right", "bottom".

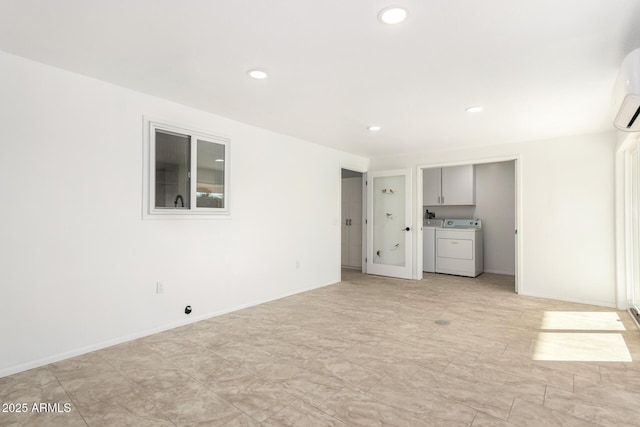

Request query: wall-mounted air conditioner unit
[{"left": 614, "top": 48, "right": 640, "bottom": 132}]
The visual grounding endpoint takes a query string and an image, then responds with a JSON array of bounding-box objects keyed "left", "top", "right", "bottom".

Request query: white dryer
[{"left": 435, "top": 219, "right": 483, "bottom": 277}]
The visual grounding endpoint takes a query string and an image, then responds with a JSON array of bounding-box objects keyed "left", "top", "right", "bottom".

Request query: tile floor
[{"left": 2, "top": 270, "right": 640, "bottom": 426}]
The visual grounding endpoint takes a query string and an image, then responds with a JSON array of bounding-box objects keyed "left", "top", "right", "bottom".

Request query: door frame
[
  {"left": 366, "top": 168, "right": 413, "bottom": 279},
  {"left": 614, "top": 134, "right": 640, "bottom": 311},
  {"left": 617, "top": 137, "right": 640, "bottom": 314},
  {"left": 339, "top": 166, "right": 368, "bottom": 276},
  {"left": 628, "top": 145, "right": 639, "bottom": 317},
  {"left": 339, "top": 155, "right": 522, "bottom": 288},
  {"left": 417, "top": 155, "right": 522, "bottom": 292}
]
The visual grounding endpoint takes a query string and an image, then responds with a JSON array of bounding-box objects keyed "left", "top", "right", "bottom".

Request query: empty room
[{"left": 3, "top": 1, "right": 640, "bottom": 426}]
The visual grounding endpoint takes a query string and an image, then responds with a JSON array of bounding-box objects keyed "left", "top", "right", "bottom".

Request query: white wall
[
  {"left": 372, "top": 133, "right": 616, "bottom": 307},
  {"left": 0, "top": 52, "right": 368, "bottom": 377},
  {"left": 474, "top": 161, "right": 516, "bottom": 275}
]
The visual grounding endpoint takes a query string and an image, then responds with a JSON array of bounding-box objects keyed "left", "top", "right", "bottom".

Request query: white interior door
[{"left": 367, "top": 169, "right": 413, "bottom": 279}]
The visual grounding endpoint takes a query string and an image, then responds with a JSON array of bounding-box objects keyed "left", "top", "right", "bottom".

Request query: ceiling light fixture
[
  {"left": 465, "top": 106, "right": 483, "bottom": 113},
  {"left": 368, "top": 126, "right": 382, "bottom": 132},
  {"left": 215, "top": 159, "right": 224, "bottom": 162},
  {"left": 378, "top": 7, "right": 408, "bottom": 24},
  {"left": 248, "top": 69, "right": 268, "bottom": 79}
]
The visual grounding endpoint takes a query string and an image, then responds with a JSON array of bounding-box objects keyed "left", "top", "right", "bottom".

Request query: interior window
[{"left": 146, "top": 121, "right": 230, "bottom": 217}]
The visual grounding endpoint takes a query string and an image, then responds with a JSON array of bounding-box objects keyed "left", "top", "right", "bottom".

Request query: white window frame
[{"left": 143, "top": 118, "right": 231, "bottom": 219}]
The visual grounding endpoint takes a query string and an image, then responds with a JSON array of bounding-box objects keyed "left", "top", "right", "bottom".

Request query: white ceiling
[{"left": 1, "top": 0, "right": 640, "bottom": 157}]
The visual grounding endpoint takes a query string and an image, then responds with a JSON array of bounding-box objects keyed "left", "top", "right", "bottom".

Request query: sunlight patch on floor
[
  {"left": 533, "top": 332, "right": 632, "bottom": 362},
  {"left": 534, "top": 311, "right": 632, "bottom": 362},
  {"left": 540, "top": 311, "right": 626, "bottom": 331}
]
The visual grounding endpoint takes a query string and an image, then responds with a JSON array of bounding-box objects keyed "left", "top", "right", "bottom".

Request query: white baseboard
[
  {"left": 482, "top": 269, "right": 516, "bottom": 275},
  {"left": 0, "top": 280, "right": 338, "bottom": 379},
  {"left": 517, "top": 289, "right": 616, "bottom": 309}
]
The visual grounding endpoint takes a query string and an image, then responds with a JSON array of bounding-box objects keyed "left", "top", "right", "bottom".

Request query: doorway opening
[
  {"left": 365, "top": 169, "right": 414, "bottom": 279},
  {"left": 418, "top": 158, "right": 519, "bottom": 292},
  {"left": 341, "top": 169, "right": 364, "bottom": 275}
]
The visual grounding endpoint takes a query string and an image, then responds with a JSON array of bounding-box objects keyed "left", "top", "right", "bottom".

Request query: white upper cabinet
[
  {"left": 442, "top": 165, "right": 475, "bottom": 205},
  {"left": 423, "top": 165, "right": 475, "bottom": 206},
  {"left": 423, "top": 167, "right": 442, "bottom": 205}
]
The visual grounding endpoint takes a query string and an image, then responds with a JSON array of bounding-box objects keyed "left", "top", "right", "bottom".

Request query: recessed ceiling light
[
  {"left": 368, "top": 126, "right": 382, "bottom": 132},
  {"left": 215, "top": 158, "right": 224, "bottom": 162},
  {"left": 248, "top": 69, "right": 268, "bottom": 79},
  {"left": 378, "top": 7, "right": 408, "bottom": 24},
  {"left": 465, "top": 106, "right": 483, "bottom": 113}
]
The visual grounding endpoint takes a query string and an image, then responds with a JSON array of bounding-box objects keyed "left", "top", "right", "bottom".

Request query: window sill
[{"left": 143, "top": 210, "right": 231, "bottom": 220}]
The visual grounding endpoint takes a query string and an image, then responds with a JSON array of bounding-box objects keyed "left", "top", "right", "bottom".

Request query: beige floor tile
[
  {"left": 599, "top": 364, "right": 640, "bottom": 393},
  {"left": 273, "top": 330, "right": 354, "bottom": 354},
  {"left": 0, "top": 368, "right": 85, "bottom": 426},
  {"left": 49, "top": 352, "right": 115, "bottom": 378},
  {"left": 544, "top": 385, "right": 640, "bottom": 426},
  {"left": 219, "top": 412, "right": 263, "bottom": 426},
  {"left": 3, "top": 270, "right": 640, "bottom": 426},
  {"left": 59, "top": 374, "right": 146, "bottom": 408},
  {"left": 319, "top": 387, "right": 439, "bottom": 427},
  {"left": 338, "top": 344, "right": 423, "bottom": 382},
  {"left": 0, "top": 368, "right": 70, "bottom": 403},
  {"left": 273, "top": 366, "right": 344, "bottom": 407},
  {"left": 574, "top": 373, "right": 640, "bottom": 405},
  {"left": 366, "top": 376, "right": 478, "bottom": 425},
  {"left": 98, "top": 341, "right": 168, "bottom": 372},
  {"left": 471, "top": 412, "right": 518, "bottom": 427},
  {"left": 144, "top": 381, "right": 243, "bottom": 425},
  {"left": 443, "top": 361, "right": 548, "bottom": 405},
  {"left": 168, "top": 348, "right": 253, "bottom": 389},
  {"left": 299, "top": 351, "right": 384, "bottom": 391},
  {"left": 210, "top": 341, "right": 283, "bottom": 373},
  {"left": 507, "top": 397, "right": 602, "bottom": 427},
  {"left": 212, "top": 374, "right": 295, "bottom": 422},
  {"left": 262, "top": 399, "right": 348, "bottom": 426},
  {"left": 408, "top": 367, "right": 515, "bottom": 420},
  {"left": 0, "top": 409, "right": 87, "bottom": 427},
  {"left": 73, "top": 393, "right": 174, "bottom": 426}
]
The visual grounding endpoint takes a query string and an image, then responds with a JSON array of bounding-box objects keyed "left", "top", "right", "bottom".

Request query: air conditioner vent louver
[
  {"left": 614, "top": 94, "right": 640, "bottom": 131},
  {"left": 627, "top": 105, "right": 640, "bottom": 129}
]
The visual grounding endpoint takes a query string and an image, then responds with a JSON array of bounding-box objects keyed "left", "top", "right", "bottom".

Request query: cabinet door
[
  {"left": 341, "top": 178, "right": 350, "bottom": 266},
  {"left": 342, "top": 177, "right": 363, "bottom": 268},
  {"left": 423, "top": 167, "right": 442, "bottom": 205},
  {"left": 347, "top": 177, "right": 363, "bottom": 268},
  {"left": 441, "top": 165, "right": 475, "bottom": 205}
]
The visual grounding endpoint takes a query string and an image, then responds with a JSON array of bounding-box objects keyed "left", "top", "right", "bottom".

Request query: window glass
[
  {"left": 155, "top": 130, "right": 191, "bottom": 209},
  {"left": 146, "top": 120, "right": 230, "bottom": 217},
  {"left": 196, "top": 140, "right": 225, "bottom": 208}
]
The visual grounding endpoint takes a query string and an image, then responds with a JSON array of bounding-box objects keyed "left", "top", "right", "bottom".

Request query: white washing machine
[
  {"left": 423, "top": 218, "right": 444, "bottom": 273},
  {"left": 435, "top": 219, "right": 483, "bottom": 277}
]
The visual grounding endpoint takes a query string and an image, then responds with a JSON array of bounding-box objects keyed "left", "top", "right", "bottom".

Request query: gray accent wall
[{"left": 474, "top": 161, "right": 516, "bottom": 275}]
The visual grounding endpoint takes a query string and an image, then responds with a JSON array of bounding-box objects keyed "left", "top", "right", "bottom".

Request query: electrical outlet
[
  {"left": 295, "top": 260, "right": 300, "bottom": 269},
  {"left": 156, "top": 282, "right": 164, "bottom": 294}
]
